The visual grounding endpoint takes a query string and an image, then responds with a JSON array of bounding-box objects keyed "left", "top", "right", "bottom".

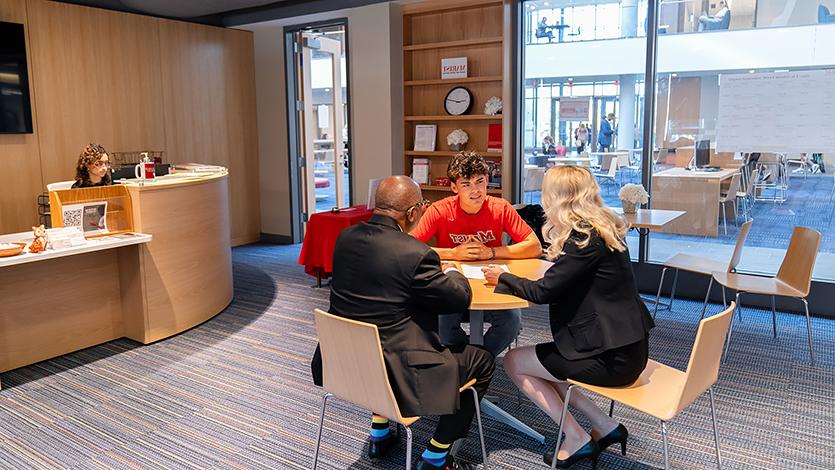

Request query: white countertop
[{"left": 0, "top": 232, "right": 152, "bottom": 268}]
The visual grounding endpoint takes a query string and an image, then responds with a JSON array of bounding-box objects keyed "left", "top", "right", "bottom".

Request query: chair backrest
[
  {"left": 746, "top": 168, "right": 759, "bottom": 195},
  {"left": 776, "top": 227, "right": 821, "bottom": 296},
  {"left": 46, "top": 180, "right": 76, "bottom": 191},
  {"left": 677, "top": 303, "right": 735, "bottom": 412},
  {"left": 313, "top": 309, "right": 406, "bottom": 422},
  {"left": 607, "top": 157, "right": 619, "bottom": 177},
  {"left": 616, "top": 153, "right": 630, "bottom": 168},
  {"left": 524, "top": 167, "right": 546, "bottom": 192},
  {"left": 723, "top": 173, "right": 740, "bottom": 200},
  {"left": 726, "top": 219, "right": 753, "bottom": 272}
]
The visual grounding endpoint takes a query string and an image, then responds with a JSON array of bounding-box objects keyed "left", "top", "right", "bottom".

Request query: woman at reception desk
[{"left": 0, "top": 166, "right": 232, "bottom": 388}]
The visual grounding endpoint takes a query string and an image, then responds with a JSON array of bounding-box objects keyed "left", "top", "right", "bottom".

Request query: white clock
[{"left": 444, "top": 87, "right": 473, "bottom": 116}]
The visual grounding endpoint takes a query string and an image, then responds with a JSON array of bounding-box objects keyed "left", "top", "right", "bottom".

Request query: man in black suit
[{"left": 311, "top": 176, "right": 494, "bottom": 470}]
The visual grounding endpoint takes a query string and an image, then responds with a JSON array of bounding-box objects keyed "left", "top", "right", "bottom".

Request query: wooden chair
[
  {"left": 653, "top": 220, "right": 752, "bottom": 321},
  {"left": 718, "top": 173, "right": 741, "bottom": 235},
  {"left": 712, "top": 227, "right": 821, "bottom": 365},
  {"left": 553, "top": 303, "right": 735, "bottom": 470},
  {"left": 312, "top": 309, "right": 488, "bottom": 470}
]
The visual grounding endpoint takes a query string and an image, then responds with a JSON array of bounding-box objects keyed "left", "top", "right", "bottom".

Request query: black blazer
[
  {"left": 311, "top": 214, "right": 472, "bottom": 417},
  {"left": 496, "top": 230, "right": 654, "bottom": 360}
]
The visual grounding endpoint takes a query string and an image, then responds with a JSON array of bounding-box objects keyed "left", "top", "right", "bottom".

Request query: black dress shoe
[
  {"left": 415, "top": 454, "right": 477, "bottom": 470},
  {"left": 368, "top": 425, "right": 399, "bottom": 459},
  {"left": 595, "top": 423, "right": 628, "bottom": 456},
  {"left": 543, "top": 439, "right": 599, "bottom": 469}
]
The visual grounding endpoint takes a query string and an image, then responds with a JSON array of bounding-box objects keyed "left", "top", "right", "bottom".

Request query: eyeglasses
[
  {"left": 92, "top": 160, "right": 111, "bottom": 168},
  {"left": 406, "top": 199, "right": 431, "bottom": 213}
]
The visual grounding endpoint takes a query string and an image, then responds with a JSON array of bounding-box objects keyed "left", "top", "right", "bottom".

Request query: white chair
[
  {"left": 46, "top": 181, "right": 76, "bottom": 191},
  {"left": 594, "top": 157, "right": 619, "bottom": 193}
]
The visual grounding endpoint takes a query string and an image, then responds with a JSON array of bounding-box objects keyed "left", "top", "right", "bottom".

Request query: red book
[{"left": 487, "top": 123, "right": 502, "bottom": 152}]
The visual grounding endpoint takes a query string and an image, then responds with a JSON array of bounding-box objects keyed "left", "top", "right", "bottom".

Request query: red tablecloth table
[{"left": 298, "top": 205, "right": 374, "bottom": 286}]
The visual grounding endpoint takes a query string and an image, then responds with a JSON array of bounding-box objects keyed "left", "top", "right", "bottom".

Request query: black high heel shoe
[
  {"left": 543, "top": 439, "right": 600, "bottom": 469},
  {"left": 595, "top": 423, "right": 628, "bottom": 456}
]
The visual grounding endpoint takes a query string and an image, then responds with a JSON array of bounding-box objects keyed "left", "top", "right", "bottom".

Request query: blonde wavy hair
[{"left": 541, "top": 165, "right": 629, "bottom": 260}]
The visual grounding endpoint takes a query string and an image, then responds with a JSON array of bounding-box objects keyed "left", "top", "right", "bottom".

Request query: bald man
[{"left": 311, "top": 176, "right": 494, "bottom": 470}]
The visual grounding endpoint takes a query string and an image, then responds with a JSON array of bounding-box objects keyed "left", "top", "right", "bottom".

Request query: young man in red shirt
[{"left": 411, "top": 151, "right": 542, "bottom": 355}]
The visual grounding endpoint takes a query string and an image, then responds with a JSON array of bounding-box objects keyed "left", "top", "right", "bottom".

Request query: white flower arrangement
[
  {"left": 447, "top": 129, "right": 469, "bottom": 146},
  {"left": 484, "top": 96, "right": 503, "bottom": 115},
  {"left": 618, "top": 183, "right": 649, "bottom": 205}
]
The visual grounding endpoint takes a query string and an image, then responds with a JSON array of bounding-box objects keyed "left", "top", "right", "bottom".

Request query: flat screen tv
[{"left": 0, "top": 21, "right": 33, "bottom": 134}]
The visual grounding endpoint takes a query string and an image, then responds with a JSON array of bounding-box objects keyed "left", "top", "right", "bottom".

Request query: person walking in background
[
  {"left": 598, "top": 113, "right": 615, "bottom": 152},
  {"left": 574, "top": 123, "right": 589, "bottom": 153},
  {"left": 482, "top": 166, "right": 654, "bottom": 468}
]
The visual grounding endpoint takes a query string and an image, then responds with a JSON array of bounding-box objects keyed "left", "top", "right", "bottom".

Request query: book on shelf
[
  {"left": 487, "top": 123, "right": 502, "bottom": 152},
  {"left": 413, "top": 124, "right": 437, "bottom": 151},
  {"left": 412, "top": 158, "right": 430, "bottom": 184}
]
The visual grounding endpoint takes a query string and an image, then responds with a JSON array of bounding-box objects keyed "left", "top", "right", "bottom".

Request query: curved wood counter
[
  {"left": 121, "top": 170, "right": 233, "bottom": 343},
  {"left": 0, "top": 170, "right": 232, "bottom": 388}
]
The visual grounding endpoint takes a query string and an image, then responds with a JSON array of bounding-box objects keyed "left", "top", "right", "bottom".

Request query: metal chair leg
[
  {"left": 661, "top": 420, "right": 670, "bottom": 470},
  {"left": 700, "top": 277, "right": 714, "bottom": 321},
  {"left": 405, "top": 426, "right": 413, "bottom": 470},
  {"left": 469, "top": 387, "right": 489, "bottom": 469},
  {"left": 653, "top": 267, "right": 668, "bottom": 319},
  {"left": 670, "top": 269, "right": 679, "bottom": 310},
  {"left": 723, "top": 293, "right": 742, "bottom": 362},
  {"left": 770, "top": 296, "right": 778, "bottom": 339},
  {"left": 708, "top": 387, "right": 722, "bottom": 470},
  {"left": 608, "top": 400, "right": 615, "bottom": 418},
  {"left": 312, "top": 393, "right": 332, "bottom": 470},
  {"left": 721, "top": 203, "right": 727, "bottom": 235},
  {"left": 552, "top": 385, "right": 573, "bottom": 470},
  {"left": 801, "top": 298, "right": 815, "bottom": 365},
  {"left": 721, "top": 286, "right": 728, "bottom": 310}
]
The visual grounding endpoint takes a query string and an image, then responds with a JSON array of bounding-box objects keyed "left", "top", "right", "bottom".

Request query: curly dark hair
[
  {"left": 447, "top": 150, "right": 489, "bottom": 182},
  {"left": 75, "top": 143, "right": 112, "bottom": 186}
]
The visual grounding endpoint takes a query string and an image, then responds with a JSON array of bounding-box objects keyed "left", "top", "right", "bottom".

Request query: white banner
[{"left": 558, "top": 97, "right": 591, "bottom": 121}]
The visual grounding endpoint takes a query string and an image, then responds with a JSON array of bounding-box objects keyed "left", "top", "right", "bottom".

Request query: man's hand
[
  {"left": 451, "top": 236, "right": 488, "bottom": 260},
  {"left": 482, "top": 265, "right": 505, "bottom": 286},
  {"left": 441, "top": 261, "right": 458, "bottom": 272}
]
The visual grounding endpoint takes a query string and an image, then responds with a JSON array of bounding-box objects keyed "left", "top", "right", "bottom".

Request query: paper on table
[{"left": 461, "top": 264, "right": 509, "bottom": 280}]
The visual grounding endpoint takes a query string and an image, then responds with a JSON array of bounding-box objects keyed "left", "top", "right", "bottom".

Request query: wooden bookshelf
[{"left": 402, "top": 0, "right": 507, "bottom": 201}]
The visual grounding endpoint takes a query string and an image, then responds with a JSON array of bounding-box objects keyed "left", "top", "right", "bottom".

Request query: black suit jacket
[
  {"left": 496, "top": 230, "right": 654, "bottom": 360},
  {"left": 311, "top": 214, "right": 472, "bottom": 416}
]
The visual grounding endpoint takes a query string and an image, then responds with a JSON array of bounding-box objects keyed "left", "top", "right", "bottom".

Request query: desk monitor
[{"left": 695, "top": 139, "right": 710, "bottom": 168}]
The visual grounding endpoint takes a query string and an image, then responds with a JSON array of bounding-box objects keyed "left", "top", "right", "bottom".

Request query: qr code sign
[{"left": 64, "top": 208, "right": 83, "bottom": 228}]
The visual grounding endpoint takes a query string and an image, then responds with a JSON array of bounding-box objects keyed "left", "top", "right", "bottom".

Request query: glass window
[{"left": 520, "top": 0, "right": 648, "bottom": 260}]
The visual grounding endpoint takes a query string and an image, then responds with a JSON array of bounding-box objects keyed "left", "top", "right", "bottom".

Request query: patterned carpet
[{"left": 0, "top": 243, "right": 833, "bottom": 469}]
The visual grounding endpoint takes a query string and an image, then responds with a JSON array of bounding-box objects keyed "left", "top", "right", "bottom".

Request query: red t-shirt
[{"left": 411, "top": 196, "right": 533, "bottom": 248}]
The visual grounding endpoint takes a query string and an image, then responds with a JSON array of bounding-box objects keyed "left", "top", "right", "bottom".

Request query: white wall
[{"left": 241, "top": 2, "right": 403, "bottom": 240}]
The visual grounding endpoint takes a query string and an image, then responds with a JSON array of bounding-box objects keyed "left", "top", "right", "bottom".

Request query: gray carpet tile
[{"left": 0, "top": 243, "right": 834, "bottom": 469}]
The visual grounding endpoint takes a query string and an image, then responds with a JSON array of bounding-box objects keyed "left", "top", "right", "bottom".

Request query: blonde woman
[{"left": 483, "top": 166, "right": 654, "bottom": 468}]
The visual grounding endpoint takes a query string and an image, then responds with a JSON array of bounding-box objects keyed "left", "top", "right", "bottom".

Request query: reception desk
[{"left": 0, "top": 169, "right": 232, "bottom": 388}]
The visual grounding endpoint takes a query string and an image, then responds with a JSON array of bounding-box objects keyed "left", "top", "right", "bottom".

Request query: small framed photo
[{"left": 62, "top": 201, "right": 109, "bottom": 236}]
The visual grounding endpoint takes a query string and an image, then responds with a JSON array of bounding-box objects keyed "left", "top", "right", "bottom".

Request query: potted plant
[
  {"left": 618, "top": 183, "right": 648, "bottom": 213},
  {"left": 447, "top": 129, "right": 468, "bottom": 151}
]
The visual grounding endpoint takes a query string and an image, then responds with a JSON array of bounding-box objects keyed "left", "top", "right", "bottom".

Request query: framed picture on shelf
[
  {"left": 412, "top": 158, "right": 430, "bottom": 184},
  {"left": 414, "top": 124, "right": 437, "bottom": 151}
]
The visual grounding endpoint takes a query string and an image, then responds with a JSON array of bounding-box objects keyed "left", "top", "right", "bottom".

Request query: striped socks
[
  {"left": 420, "top": 439, "right": 451, "bottom": 467},
  {"left": 369, "top": 414, "right": 391, "bottom": 442}
]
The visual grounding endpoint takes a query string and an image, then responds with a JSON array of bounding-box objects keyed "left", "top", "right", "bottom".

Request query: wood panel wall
[
  {"left": 0, "top": 0, "right": 260, "bottom": 245},
  {"left": 0, "top": 0, "right": 43, "bottom": 236}
]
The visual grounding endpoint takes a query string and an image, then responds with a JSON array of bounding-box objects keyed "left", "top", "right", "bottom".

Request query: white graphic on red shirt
[{"left": 449, "top": 230, "right": 496, "bottom": 245}]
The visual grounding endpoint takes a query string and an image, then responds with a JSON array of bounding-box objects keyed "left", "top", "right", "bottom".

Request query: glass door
[{"left": 288, "top": 24, "right": 350, "bottom": 221}]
